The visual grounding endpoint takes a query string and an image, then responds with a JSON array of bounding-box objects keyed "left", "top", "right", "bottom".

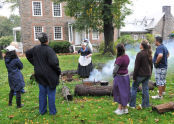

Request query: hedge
[{"left": 49, "top": 41, "right": 71, "bottom": 53}]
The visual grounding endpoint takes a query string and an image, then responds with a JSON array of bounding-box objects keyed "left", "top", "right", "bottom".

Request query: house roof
[
  {"left": 121, "top": 13, "right": 165, "bottom": 33},
  {"left": 120, "top": 23, "right": 148, "bottom": 33}
]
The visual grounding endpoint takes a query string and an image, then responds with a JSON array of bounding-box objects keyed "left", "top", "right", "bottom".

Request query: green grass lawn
[{"left": 0, "top": 53, "right": 174, "bottom": 124}]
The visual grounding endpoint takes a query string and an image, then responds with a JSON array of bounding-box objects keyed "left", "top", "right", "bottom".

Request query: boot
[
  {"left": 9, "top": 90, "right": 14, "bottom": 106},
  {"left": 16, "top": 91, "right": 24, "bottom": 108}
]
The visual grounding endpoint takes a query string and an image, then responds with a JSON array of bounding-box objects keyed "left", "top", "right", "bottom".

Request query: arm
[
  {"left": 47, "top": 49, "right": 61, "bottom": 76},
  {"left": 167, "top": 51, "right": 169, "bottom": 58},
  {"left": 113, "top": 64, "right": 120, "bottom": 78},
  {"left": 16, "top": 58, "right": 23, "bottom": 70},
  {"left": 87, "top": 53, "right": 92, "bottom": 58},
  {"left": 133, "top": 53, "right": 141, "bottom": 81},
  {"left": 155, "top": 53, "right": 163, "bottom": 64},
  {"left": 25, "top": 48, "right": 34, "bottom": 65}
]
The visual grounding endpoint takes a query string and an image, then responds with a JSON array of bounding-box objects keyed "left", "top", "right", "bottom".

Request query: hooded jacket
[{"left": 5, "top": 57, "right": 25, "bottom": 91}]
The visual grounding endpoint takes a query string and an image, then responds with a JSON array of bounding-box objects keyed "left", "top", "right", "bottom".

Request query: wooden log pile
[
  {"left": 152, "top": 102, "right": 174, "bottom": 114},
  {"left": 74, "top": 84, "right": 113, "bottom": 96},
  {"left": 61, "top": 70, "right": 77, "bottom": 76},
  {"left": 137, "top": 81, "right": 156, "bottom": 92}
]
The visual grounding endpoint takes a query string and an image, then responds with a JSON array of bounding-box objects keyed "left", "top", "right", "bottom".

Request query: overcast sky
[{"left": 0, "top": 0, "right": 174, "bottom": 19}]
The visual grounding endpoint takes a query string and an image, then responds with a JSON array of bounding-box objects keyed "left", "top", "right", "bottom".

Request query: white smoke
[
  {"left": 88, "top": 60, "right": 115, "bottom": 81},
  {"left": 164, "top": 40, "right": 174, "bottom": 67},
  {"left": 88, "top": 47, "right": 137, "bottom": 82},
  {"left": 87, "top": 39, "right": 174, "bottom": 82}
]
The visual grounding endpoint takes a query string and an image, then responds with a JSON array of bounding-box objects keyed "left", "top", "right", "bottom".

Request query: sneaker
[
  {"left": 152, "top": 95, "right": 163, "bottom": 99},
  {"left": 123, "top": 108, "right": 129, "bottom": 114},
  {"left": 127, "top": 104, "right": 135, "bottom": 109},
  {"left": 114, "top": 109, "right": 124, "bottom": 115},
  {"left": 114, "top": 109, "right": 120, "bottom": 113}
]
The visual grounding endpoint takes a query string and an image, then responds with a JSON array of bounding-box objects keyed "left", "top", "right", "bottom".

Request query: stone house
[
  {"left": 120, "top": 6, "right": 174, "bottom": 41},
  {"left": 19, "top": 0, "right": 117, "bottom": 51}
]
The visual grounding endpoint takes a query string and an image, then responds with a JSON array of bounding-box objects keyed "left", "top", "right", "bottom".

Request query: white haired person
[
  {"left": 4, "top": 45, "right": 25, "bottom": 108},
  {"left": 75, "top": 42, "right": 93, "bottom": 78},
  {"left": 84, "top": 38, "right": 93, "bottom": 53}
]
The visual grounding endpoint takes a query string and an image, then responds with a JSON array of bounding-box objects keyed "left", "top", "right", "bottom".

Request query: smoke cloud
[{"left": 88, "top": 39, "right": 174, "bottom": 81}]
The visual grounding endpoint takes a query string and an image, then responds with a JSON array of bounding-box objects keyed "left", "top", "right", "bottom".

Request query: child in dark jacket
[{"left": 4, "top": 46, "right": 25, "bottom": 108}]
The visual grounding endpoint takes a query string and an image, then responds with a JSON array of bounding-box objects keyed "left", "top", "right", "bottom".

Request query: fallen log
[
  {"left": 62, "top": 86, "right": 73, "bottom": 101},
  {"left": 74, "top": 84, "right": 113, "bottom": 96},
  {"left": 137, "top": 81, "right": 156, "bottom": 92},
  {"left": 61, "top": 70, "right": 77, "bottom": 76},
  {"left": 152, "top": 102, "right": 174, "bottom": 114}
]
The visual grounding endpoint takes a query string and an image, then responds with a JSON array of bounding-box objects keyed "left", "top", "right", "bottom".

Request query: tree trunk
[
  {"left": 152, "top": 102, "right": 174, "bottom": 114},
  {"left": 74, "top": 84, "right": 113, "bottom": 96},
  {"left": 62, "top": 86, "right": 73, "bottom": 101},
  {"left": 103, "top": 0, "right": 114, "bottom": 54}
]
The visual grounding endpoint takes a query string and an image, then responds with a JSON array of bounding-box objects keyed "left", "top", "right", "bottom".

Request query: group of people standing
[
  {"left": 113, "top": 36, "right": 169, "bottom": 115},
  {"left": 4, "top": 32, "right": 169, "bottom": 116},
  {"left": 4, "top": 32, "right": 93, "bottom": 115},
  {"left": 4, "top": 32, "right": 61, "bottom": 115}
]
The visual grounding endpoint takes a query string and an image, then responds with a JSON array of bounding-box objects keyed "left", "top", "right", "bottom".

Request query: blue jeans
[
  {"left": 39, "top": 84, "right": 57, "bottom": 115},
  {"left": 129, "top": 76, "right": 150, "bottom": 108}
]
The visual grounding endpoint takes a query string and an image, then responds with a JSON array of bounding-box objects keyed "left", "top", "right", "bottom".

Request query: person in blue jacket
[{"left": 4, "top": 45, "right": 25, "bottom": 108}]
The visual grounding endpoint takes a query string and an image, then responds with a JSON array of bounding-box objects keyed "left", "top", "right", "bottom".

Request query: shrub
[
  {"left": 99, "top": 41, "right": 104, "bottom": 54},
  {"left": 49, "top": 41, "right": 71, "bottom": 53},
  {"left": 0, "top": 36, "right": 13, "bottom": 46},
  {"left": 117, "top": 35, "right": 135, "bottom": 45},
  {"left": 145, "top": 33, "right": 155, "bottom": 44},
  {"left": 99, "top": 41, "right": 117, "bottom": 55}
]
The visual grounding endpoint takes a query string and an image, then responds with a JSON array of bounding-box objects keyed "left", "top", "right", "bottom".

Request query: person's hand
[
  {"left": 86, "top": 55, "right": 89, "bottom": 58},
  {"left": 154, "top": 63, "right": 159, "bottom": 68}
]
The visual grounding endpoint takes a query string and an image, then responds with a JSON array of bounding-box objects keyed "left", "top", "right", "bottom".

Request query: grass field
[{"left": 0, "top": 53, "right": 174, "bottom": 124}]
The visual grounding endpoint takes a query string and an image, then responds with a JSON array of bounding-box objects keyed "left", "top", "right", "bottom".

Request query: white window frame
[
  {"left": 68, "top": 23, "right": 73, "bottom": 43},
  {"left": 54, "top": 26, "right": 63, "bottom": 40},
  {"left": 32, "top": 1, "right": 43, "bottom": 16},
  {"left": 52, "top": 2, "right": 62, "bottom": 17},
  {"left": 34, "top": 26, "right": 43, "bottom": 41},
  {"left": 92, "top": 30, "right": 99, "bottom": 40}
]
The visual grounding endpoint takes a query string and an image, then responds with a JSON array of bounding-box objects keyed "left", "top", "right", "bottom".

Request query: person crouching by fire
[
  {"left": 113, "top": 44, "right": 130, "bottom": 115},
  {"left": 74, "top": 42, "right": 93, "bottom": 78}
]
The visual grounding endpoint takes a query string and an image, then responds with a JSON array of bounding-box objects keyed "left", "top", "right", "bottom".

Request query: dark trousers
[
  {"left": 39, "top": 84, "right": 57, "bottom": 115},
  {"left": 9, "top": 89, "right": 21, "bottom": 107},
  {"left": 130, "top": 76, "right": 150, "bottom": 108}
]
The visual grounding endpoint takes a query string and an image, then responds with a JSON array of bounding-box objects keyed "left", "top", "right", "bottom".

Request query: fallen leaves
[
  {"left": 155, "top": 118, "right": 159, "bottom": 123},
  {"left": 8, "top": 115, "right": 14, "bottom": 119}
]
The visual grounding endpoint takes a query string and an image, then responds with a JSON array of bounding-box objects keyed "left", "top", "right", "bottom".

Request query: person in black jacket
[
  {"left": 129, "top": 40, "right": 153, "bottom": 108},
  {"left": 25, "top": 32, "right": 61, "bottom": 115}
]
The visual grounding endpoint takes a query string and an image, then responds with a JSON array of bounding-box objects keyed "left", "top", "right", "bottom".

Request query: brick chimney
[{"left": 162, "top": 6, "right": 171, "bottom": 15}]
